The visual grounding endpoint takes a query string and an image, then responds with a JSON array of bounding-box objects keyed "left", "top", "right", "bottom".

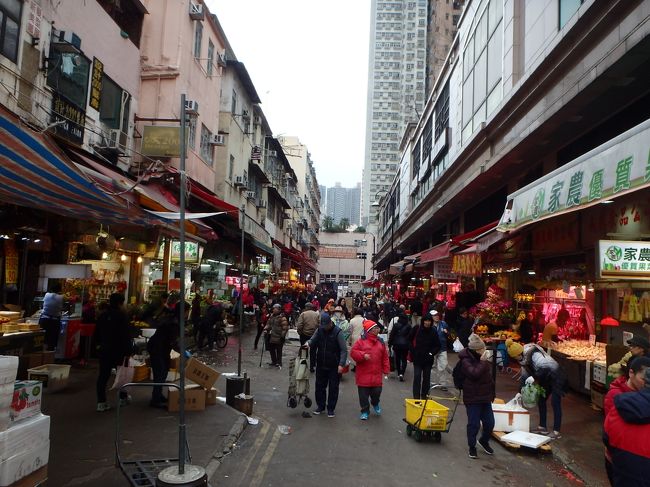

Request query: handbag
[{"left": 110, "top": 358, "right": 135, "bottom": 390}]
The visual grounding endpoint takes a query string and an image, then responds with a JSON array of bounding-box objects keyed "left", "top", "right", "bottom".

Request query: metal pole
[
  {"left": 238, "top": 204, "right": 245, "bottom": 377},
  {"left": 178, "top": 93, "right": 187, "bottom": 474}
]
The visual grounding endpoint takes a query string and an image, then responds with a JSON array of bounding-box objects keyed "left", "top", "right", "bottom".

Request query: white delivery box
[
  {"left": 0, "top": 356, "right": 18, "bottom": 385},
  {"left": 0, "top": 439, "right": 50, "bottom": 486},
  {"left": 0, "top": 413, "right": 50, "bottom": 461},
  {"left": 492, "top": 402, "right": 530, "bottom": 433}
]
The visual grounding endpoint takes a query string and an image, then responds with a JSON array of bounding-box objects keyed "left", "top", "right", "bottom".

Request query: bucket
[
  {"left": 225, "top": 375, "right": 250, "bottom": 407},
  {"left": 233, "top": 394, "right": 254, "bottom": 416}
]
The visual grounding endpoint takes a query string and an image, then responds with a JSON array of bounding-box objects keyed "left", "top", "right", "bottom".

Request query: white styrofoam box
[
  {"left": 0, "top": 356, "right": 18, "bottom": 385},
  {"left": 492, "top": 403, "right": 530, "bottom": 433},
  {"left": 10, "top": 381, "right": 42, "bottom": 423},
  {"left": 0, "top": 384, "right": 13, "bottom": 408},
  {"left": 500, "top": 431, "right": 551, "bottom": 449},
  {"left": 0, "top": 439, "right": 49, "bottom": 486},
  {"left": 0, "top": 414, "right": 50, "bottom": 461},
  {"left": 141, "top": 328, "right": 156, "bottom": 338}
]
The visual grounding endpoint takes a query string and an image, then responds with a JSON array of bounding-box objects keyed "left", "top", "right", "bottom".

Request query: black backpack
[{"left": 452, "top": 359, "right": 465, "bottom": 390}]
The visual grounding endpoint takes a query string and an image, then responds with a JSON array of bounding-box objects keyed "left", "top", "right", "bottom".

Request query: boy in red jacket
[{"left": 350, "top": 319, "right": 390, "bottom": 420}]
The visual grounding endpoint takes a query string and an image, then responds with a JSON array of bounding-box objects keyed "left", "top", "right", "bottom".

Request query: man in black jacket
[
  {"left": 389, "top": 312, "right": 411, "bottom": 381},
  {"left": 304, "top": 313, "right": 348, "bottom": 417},
  {"left": 197, "top": 301, "right": 223, "bottom": 350}
]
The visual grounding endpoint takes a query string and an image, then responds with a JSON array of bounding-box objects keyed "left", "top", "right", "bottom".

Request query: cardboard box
[
  {"left": 27, "top": 365, "right": 70, "bottom": 393},
  {"left": 167, "top": 387, "right": 206, "bottom": 412},
  {"left": 10, "top": 382, "right": 42, "bottom": 423},
  {"left": 492, "top": 403, "right": 530, "bottom": 433},
  {"left": 184, "top": 357, "right": 220, "bottom": 390},
  {"left": 205, "top": 387, "right": 218, "bottom": 406}
]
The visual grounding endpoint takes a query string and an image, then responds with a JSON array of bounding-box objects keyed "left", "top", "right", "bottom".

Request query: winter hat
[
  {"left": 272, "top": 303, "right": 281, "bottom": 309},
  {"left": 506, "top": 338, "right": 524, "bottom": 358},
  {"left": 363, "top": 319, "right": 380, "bottom": 333},
  {"left": 304, "top": 302, "right": 314, "bottom": 310},
  {"left": 468, "top": 333, "right": 486, "bottom": 351},
  {"left": 320, "top": 313, "right": 332, "bottom": 328},
  {"left": 430, "top": 309, "right": 439, "bottom": 317}
]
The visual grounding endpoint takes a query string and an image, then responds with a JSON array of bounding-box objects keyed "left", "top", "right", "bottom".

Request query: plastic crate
[
  {"left": 27, "top": 364, "right": 70, "bottom": 392},
  {"left": 405, "top": 398, "right": 449, "bottom": 431}
]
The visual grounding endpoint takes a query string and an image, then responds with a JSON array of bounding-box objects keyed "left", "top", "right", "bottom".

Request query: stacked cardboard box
[
  {"left": 0, "top": 356, "right": 49, "bottom": 486},
  {"left": 167, "top": 357, "right": 220, "bottom": 412}
]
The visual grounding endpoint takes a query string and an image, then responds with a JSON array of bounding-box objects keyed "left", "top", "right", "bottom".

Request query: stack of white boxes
[{"left": 0, "top": 356, "right": 50, "bottom": 487}]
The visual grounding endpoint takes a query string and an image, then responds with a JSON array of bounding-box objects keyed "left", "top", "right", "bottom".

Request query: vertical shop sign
[
  {"left": 4, "top": 240, "right": 18, "bottom": 288},
  {"left": 89, "top": 57, "right": 103, "bottom": 110}
]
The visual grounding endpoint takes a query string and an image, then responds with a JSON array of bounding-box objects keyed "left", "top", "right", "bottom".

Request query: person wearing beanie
[
  {"left": 603, "top": 357, "right": 650, "bottom": 483},
  {"left": 508, "top": 340, "right": 567, "bottom": 439},
  {"left": 350, "top": 319, "right": 390, "bottom": 420},
  {"left": 603, "top": 366, "right": 650, "bottom": 486},
  {"left": 408, "top": 315, "right": 441, "bottom": 401},
  {"left": 304, "top": 309, "right": 348, "bottom": 417},
  {"left": 458, "top": 333, "right": 495, "bottom": 458}
]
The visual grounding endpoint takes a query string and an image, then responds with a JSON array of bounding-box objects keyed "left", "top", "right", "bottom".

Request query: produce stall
[{"left": 549, "top": 340, "right": 606, "bottom": 397}]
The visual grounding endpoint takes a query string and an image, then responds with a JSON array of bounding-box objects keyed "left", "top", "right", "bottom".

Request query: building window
[
  {"left": 187, "top": 115, "right": 197, "bottom": 151},
  {"left": 207, "top": 40, "right": 214, "bottom": 76},
  {"left": 559, "top": 0, "right": 583, "bottom": 28},
  {"left": 199, "top": 124, "right": 213, "bottom": 164},
  {"left": 0, "top": 0, "right": 21, "bottom": 62},
  {"left": 422, "top": 117, "right": 432, "bottom": 163},
  {"left": 434, "top": 81, "right": 449, "bottom": 139},
  {"left": 46, "top": 46, "right": 91, "bottom": 109},
  {"left": 193, "top": 22, "right": 202, "bottom": 59},
  {"left": 99, "top": 75, "right": 129, "bottom": 130},
  {"left": 412, "top": 140, "right": 421, "bottom": 179}
]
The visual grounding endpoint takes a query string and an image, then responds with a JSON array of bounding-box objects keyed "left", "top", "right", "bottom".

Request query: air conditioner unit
[
  {"left": 189, "top": 3, "right": 205, "bottom": 20},
  {"left": 52, "top": 30, "right": 81, "bottom": 52},
  {"left": 256, "top": 200, "right": 267, "bottom": 209},
  {"left": 209, "top": 134, "right": 225, "bottom": 145},
  {"left": 246, "top": 191, "right": 256, "bottom": 199},
  {"left": 100, "top": 129, "right": 128, "bottom": 153},
  {"left": 234, "top": 176, "right": 247, "bottom": 187},
  {"left": 253, "top": 115, "right": 261, "bottom": 125},
  {"left": 185, "top": 100, "right": 199, "bottom": 115},
  {"left": 267, "top": 150, "right": 277, "bottom": 157}
]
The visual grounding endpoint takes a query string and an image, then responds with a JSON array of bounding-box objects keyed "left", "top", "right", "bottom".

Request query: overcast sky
[{"left": 205, "top": 0, "right": 371, "bottom": 189}]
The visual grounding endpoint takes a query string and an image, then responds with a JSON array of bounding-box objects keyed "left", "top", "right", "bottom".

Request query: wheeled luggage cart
[
  {"left": 287, "top": 347, "right": 312, "bottom": 409},
  {"left": 403, "top": 384, "right": 461, "bottom": 442}
]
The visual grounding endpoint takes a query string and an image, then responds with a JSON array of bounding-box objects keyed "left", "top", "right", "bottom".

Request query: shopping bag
[
  {"left": 452, "top": 337, "right": 463, "bottom": 353},
  {"left": 110, "top": 358, "right": 135, "bottom": 390}
]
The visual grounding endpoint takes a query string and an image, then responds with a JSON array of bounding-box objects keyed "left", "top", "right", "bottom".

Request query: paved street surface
[{"left": 211, "top": 335, "right": 589, "bottom": 487}]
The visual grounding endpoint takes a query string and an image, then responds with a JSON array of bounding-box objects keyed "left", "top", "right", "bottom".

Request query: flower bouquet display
[{"left": 470, "top": 284, "right": 515, "bottom": 329}]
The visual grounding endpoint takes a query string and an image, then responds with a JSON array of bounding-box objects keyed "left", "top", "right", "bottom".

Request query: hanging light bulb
[
  {"left": 101, "top": 251, "right": 109, "bottom": 260},
  {"left": 137, "top": 255, "right": 143, "bottom": 264},
  {"left": 120, "top": 253, "right": 127, "bottom": 262}
]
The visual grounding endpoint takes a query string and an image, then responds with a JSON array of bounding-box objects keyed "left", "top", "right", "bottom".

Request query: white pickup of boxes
[{"left": 492, "top": 398, "right": 530, "bottom": 433}]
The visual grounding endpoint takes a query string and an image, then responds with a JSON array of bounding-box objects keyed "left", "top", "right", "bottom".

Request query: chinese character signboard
[
  {"left": 499, "top": 120, "right": 650, "bottom": 231},
  {"left": 163, "top": 241, "right": 201, "bottom": 263},
  {"left": 51, "top": 93, "right": 85, "bottom": 145},
  {"left": 142, "top": 126, "right": 183, "bottom": 157},
  {"left": 89, "top": 58, "right": 103, "bottom": 110},
  {"left": 598, "top": 240, "right": 650, "bottom": 279},
  {"left": 318, "top": 246, "right": 357, "bottom": 259},
  {"left": 452, "top": 253, "right": 482, "bottom": 276}
]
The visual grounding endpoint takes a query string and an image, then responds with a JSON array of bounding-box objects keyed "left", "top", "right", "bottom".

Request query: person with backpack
[
  {"left": 458, "top": 333, "right": 495, "bottom": 459},
  {"left": 389, "top": 311, "right": 411, "bottom": 381},
  {"left": 303, "top": 312, "right": 348, "bottom": 417},
  {"left": 408, "top": 314, "right": 441, "bottom": 399}
]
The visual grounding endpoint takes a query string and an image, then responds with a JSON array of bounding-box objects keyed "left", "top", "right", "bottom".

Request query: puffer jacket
[
  {"left": 458, "top": 348, "right": 494, "bottom": 404},
  {"left": 521, "top": 343, "right": 568, "bottom": 394},
  {"left": 603, "top": 389, "right": 650, "bottom": 486},
  {"left": 296, "top": 309, "right": 320, "bottom": 337},
  {"left": 604, "top": 376, "right": 634, "bottom": 418},
  {"left": 350, "top": 334, "right": 390, "bottom": 387},
  {"left": 408, "top": 325, "right": 441, "bottom": 366},
  {"left": 265, "top": 312, "right": 288, "bottom": 344}
]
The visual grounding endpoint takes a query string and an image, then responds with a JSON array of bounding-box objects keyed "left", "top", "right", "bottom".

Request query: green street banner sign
[{"left": 498, "top": 119, "right": 650, "bottom": 231}]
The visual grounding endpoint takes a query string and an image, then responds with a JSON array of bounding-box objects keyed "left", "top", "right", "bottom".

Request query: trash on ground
[
  {"left": 246, "top": 416, "right": 260, "bottom": 425},
  {"left": 216, "top": 396, "right": 227, "bottom": 403},
  {"left": 277, "top": 425, "right": 292, "bottom": 435},
  {"left": 221, "top": 372, "right": 238, "bottom": 377}
]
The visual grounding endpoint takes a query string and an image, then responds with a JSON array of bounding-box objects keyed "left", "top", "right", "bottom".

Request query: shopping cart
[{"left": 403, "top": 384, "right": 461, "bottom": 442}]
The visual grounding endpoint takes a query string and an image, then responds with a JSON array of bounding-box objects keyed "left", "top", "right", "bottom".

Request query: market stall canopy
[
  {"left": 497, "top": 118, "right": 650, "bottom": 233},
  {"left": 419, "top": 241, "right": 451, "bottom": 264},
  {"left": 451, "top": 221, "right": 499, "bottom": 246},
  {"left": 0, "top": 105, "right": 159, "bottom": 226}
]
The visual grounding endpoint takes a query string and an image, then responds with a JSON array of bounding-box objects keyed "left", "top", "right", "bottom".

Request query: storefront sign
[
  {"left": 89, "top": 58, "right": 103, "bottom": 110},
  {"left": 433, "top": 258, "right": 455, "bottom": 281},
  {"left": 452, "top": 253, "right": 482, "bottom": 276},
  {"left": 499, "top": 119, "right": 650, "bottom": 231},
  {"left": 318, "top": 246, "right": 357, "bottom": 259},
  {"left": 598, "top": 239, "right": 650, "bottom": 279},
  {"left": 258, "top": 263, "right": 271, "bottom": 274},
  {"left": 51, "top": 93, "right": 85, "bottom": 145},
  {"left": 169, "top": 241, "right": 201, "bottom": 263},
  {"left": 141, "top": 126, "right": 183, "bottom": 157},
  {"left": 4, "top": 240, "right": 18, "bottom": 288}
]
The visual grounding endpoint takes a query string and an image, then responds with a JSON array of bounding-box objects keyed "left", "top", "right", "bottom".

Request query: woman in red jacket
[{"left": 350, "top": 319, "right": 390, "bottom": 420}]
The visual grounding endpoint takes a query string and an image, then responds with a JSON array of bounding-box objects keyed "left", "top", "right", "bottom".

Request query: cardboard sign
[
  {"left": 589, "top": 334, "right": 597, "bottom": 346},
  {"left": 10, "top": 381, "right": 42, "bottom": 422}
]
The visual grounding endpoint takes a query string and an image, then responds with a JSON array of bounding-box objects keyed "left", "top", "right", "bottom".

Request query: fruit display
[
  {"left": 475, "top": 324, "right": 489, "bottom": 335},
  {"left": 554, "top": 340, "right": 606, "bottom": 361},
  {"left": 493, "top": 331, "right": 520, "bottom": 341}
]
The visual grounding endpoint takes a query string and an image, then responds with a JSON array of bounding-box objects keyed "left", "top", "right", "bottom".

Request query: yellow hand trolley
[{"left": 403, "top": 384, "right": 461, "bottom": 442}]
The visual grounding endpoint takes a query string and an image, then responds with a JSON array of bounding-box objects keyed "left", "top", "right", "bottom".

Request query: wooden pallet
[{"left": 492, "top": 431, "right": 552, "bottom": 453}]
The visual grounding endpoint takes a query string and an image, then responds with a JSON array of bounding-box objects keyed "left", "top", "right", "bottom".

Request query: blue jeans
[
  {"left": 465, "top": 403, "right": 495, "bottom": 448},
  {"left": 315, "top": 367, "right": 340, "bottom": 413},
  {"left": 538, "top": 387, "right": 562, "bottom": 432}
]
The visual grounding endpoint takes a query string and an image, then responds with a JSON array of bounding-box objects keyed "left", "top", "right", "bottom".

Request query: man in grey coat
[{"left": 296, "top": 302, "right": 320, "bottom": 372}]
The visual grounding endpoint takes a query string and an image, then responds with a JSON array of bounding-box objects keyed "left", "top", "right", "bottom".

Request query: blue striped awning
[{"left": 0, "top": 104, "right": 159, "bottom": 226}]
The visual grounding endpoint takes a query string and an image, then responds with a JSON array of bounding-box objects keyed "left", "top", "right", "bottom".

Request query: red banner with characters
[
  {"left": 452, "top": 253, "right": 482, "bottom": 276},
  {"left": 4, "top": 240, "right": 18, "bottom": 288}
]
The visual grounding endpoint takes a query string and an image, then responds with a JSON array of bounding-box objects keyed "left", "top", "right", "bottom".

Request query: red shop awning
[
  {"left": 419, "top": 241, "right": 451, "bottom": 264},
  {"left": 451, "top": 220, "right": 499, "bottom": 246}
]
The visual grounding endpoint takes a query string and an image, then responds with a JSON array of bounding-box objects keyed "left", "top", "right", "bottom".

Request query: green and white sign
[
  {"left": 598, "top": 240, "right": 650, "bottom": 279},
  {"left": 498, "top": 119, "right": 650, "bottom": 231}
]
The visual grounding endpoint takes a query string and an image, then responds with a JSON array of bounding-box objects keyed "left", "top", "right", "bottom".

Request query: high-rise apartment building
[
  {"left": 362, "top": 0, "right": 463, "bottom": 227},
  {"left": 325, "top": 183, "right": 361, "bottom": 227}
]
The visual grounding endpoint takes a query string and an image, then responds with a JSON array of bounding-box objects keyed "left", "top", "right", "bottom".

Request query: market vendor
[
  {"left": 39, "top": 282, "right": 64, "bottom": 351},
  {"left": 608, "top": 335, "right": 650, "bottom": 379}
]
